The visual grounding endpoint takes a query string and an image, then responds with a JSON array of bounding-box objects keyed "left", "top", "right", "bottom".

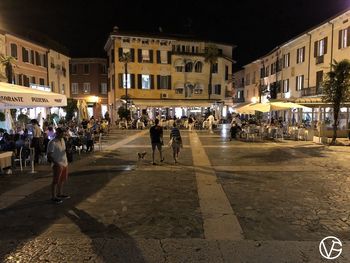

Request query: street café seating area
[{"left": 238, "top": 122, "right": 314, "bottom": 142}]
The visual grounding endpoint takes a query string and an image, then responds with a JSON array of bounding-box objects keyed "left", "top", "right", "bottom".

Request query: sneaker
[
  {"left": 51, "top": 198, "right": 63, "bottom": 204},
  {"left": 57, "top": 195, "right": 71, "bottom": 199},
  {"left": 160, "top": 158, "right": 164, "bottom": 162}
]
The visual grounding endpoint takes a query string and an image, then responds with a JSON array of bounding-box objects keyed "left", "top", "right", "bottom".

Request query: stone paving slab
[{"left": 1, "top": 238, "right": 350, "bottom": 263}]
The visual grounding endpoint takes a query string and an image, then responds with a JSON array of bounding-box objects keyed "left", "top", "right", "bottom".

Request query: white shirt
[
  {"left": 33, "top": 124, "right": 42, "bottom": 138},
  {"left": 47, "top": 138, "right": 68, "bottom": 167},
  {"left": 207, "top": 115, "right": 215, "bottom": 124}
]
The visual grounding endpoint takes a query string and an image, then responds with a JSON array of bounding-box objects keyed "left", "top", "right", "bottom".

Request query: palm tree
[
  {"left": 0, "top": 54, "right": 15, "bottom": 83},
  {"left": 119, "top": 52, "right": 131, "bottom": 109},
  {"left": 204, "top": 44, "right": 219, "bottom": 100},
  {"left": 322, "top": 59, "right": 350, "bottom": 144}
]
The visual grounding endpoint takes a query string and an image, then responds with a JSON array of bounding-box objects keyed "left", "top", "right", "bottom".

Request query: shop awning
[
  {"left": 174, "top": 59, "right": 185, "bottom": 67},
  {"left": 132, "top": 99, "right": 213, "bottom": 108},
  {"left": 0, "top": 82, "right": 67, "bottom": 108}
]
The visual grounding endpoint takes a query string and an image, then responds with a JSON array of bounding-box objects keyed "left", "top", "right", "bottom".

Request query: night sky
[{"left": 0, "top": 0, "right": 349, "bottom": 70}]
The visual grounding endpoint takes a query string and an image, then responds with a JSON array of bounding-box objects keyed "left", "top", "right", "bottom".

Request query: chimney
[
  {"left": 113, "top": 26, "right": 119, "bottom": 33},
  {"left": 158, "top": 27, "right": 163, "bottom": 33}
]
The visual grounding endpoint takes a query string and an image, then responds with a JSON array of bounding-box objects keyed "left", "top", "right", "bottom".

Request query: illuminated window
[
  {"left": 123, "top": 74, "right": 131, "bottom": 89},
  {"left": 83, "top": 83, "right": 91, "bottom": 93},
  {"left": 297, "top": 47, "right": 305, "bottom": 63},
  {"left": 71, "top": 83, "right": 79, "bottom": 94},
  {"left": 283, "top": 79, "right": 289, "bottom": 93},
  {"left": 142, "top": 75, "right": 150, "bottom": 89},
  {"left": 339, "top": 28, "right": 349, "bottom": 49},
  {"left": 296, "top": 75, "right": 304, "bottom": 91}
]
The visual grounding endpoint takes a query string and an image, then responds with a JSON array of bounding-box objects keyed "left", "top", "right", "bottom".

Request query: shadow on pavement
[{"left": 0, "top": 154, "right": 145, "bottom": 262}]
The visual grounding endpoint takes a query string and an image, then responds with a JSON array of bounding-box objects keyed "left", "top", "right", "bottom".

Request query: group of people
[{"left": 149, "top": 119, "right": 182, "bottom": 165}]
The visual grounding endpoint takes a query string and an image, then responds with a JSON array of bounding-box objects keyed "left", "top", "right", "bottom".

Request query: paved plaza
[{"left": 1, "top": 126, "right": 350, "bottom": 262}]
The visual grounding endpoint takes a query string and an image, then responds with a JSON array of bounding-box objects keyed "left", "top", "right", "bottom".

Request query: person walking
[
  {"left": 170, "top": 123, "right": 182, "bottom": 164},
  {"left": 207, "top": 113, "right": 215, "bottom": 134},
  {"left": 47, "top": 128, "right": 70, "bottom": 204},
  {"left": 150, "top": 119, "right": 164, "bottom": 165},
  {"left": 30, "top": 119, "right": 43, "bottom": 164},
  {"left": 188, "top": 116, "right": 194, "bottom": 131}
]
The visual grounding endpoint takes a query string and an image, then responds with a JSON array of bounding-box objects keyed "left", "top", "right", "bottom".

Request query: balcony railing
[
  {"left": 233, "top": 97, "right": 245, "bottom": 103},
  {"left": 316, "top": 55, "right": 324, "bottom": 65},
  {"left": 301, "top": 86, "right": 323, "bottom": 96}
]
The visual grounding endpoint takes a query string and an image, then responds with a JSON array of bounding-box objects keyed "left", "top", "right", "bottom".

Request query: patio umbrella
[
  {"left": 235, "top": 103, "right": 256, "bottom": 114},
  {"left": 247, "top": 102, "right": 309, "bottom": 113}
]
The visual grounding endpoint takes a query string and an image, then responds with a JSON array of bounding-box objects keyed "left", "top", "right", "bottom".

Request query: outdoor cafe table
[{"left": 0, "top": 151, "right": 13, "bottom": 171}]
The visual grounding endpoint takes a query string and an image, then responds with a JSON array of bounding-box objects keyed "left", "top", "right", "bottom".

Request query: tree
[
  {"left": 119, "top": 52, "right": 131, "bottom": 109},
  {"left": 204, "top": 44, "right": 219, "bottom": 100},
  {"left": 0, "top": 54, "right": 15, "bottom": 83},
  {"left": 117, "top": 106, "right": 130, "bottom": 120},
  {"left": 63, "top": 98, "right": 78, "bottom": 121},
  {"left": 322, "top": 59, "right": 350, "bottom": 145}
]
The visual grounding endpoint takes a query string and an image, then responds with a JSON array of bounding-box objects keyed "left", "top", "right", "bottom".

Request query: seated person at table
[
  {"left": 85, "top": 131, "right": 94, "bottom": 152},
  {"left": 1, "top": 133, "right": 16, "bottom": 151},
  {"left": 230, "top": 122, "right": 241, "bottom": 141}
]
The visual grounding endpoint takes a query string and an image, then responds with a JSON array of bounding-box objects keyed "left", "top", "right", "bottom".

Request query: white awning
[
  {"left": 174, "top": 82, "right": 184, "bottom": 89},
  {"left": 132, "top": 99, "right": 213, "bottom": 107},
  {"left": 174, "top": 59, "right": 185, "bottom": 67},
  {"left": 0, "top": 82, "right": 67, "bottom": 108},
  {"left": 194, "top": 83, "right": 204, "bottom": 90}
]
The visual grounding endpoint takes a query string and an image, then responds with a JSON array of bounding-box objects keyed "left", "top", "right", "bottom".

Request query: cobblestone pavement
[{"left": 1, "top": 126, "right": 350, "bottom": 262}]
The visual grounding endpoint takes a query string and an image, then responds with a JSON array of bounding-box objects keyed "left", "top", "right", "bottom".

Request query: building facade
[
  {"left": 5, "top": 33, "right": 49, "bottom": 90},
  {"left": 234, "top": 8, "right": 350, "bottom": 128},
  {"left": 48, "top": 49, "right": 70, "bottom": 96},
  {"left": 69, "top": 58, "right": 108, "bottom": 119},
  {"left": 104, "top": 29, "right": 234, "bottom": 121}
]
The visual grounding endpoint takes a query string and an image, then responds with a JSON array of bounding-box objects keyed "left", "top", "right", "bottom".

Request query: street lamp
[{"left": 119, "top": 52, "right": 131, "bottom": 110}]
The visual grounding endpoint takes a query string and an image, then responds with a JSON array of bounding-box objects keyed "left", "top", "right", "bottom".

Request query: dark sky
[{"left": 0, "top": 0, "right": 349, "bottom": 69}]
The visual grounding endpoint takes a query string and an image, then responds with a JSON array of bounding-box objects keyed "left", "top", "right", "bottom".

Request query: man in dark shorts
[
  {"left": 150, "top": 119, "right": 164, "bottom": 165},
  {"left": 47, "top": 128, "right": 70, "bottom": 204}
]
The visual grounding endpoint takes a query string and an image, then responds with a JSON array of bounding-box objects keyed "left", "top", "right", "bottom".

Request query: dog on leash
[{"left": 137, "top": 151, "right": 147, "bottom": 160}]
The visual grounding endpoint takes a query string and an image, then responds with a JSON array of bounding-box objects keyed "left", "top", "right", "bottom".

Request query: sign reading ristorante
[{"left": 0, "top": 96, "right": 24, "bottom": 102}]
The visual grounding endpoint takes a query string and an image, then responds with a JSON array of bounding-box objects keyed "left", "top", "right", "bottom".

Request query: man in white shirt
[
  {"left": 47, "top": 128, "right": 70, "bottom": 204},
  {"left": 31, "top": 119, "right": 43, "bottom": 164},
  {"left": 207, "top": 114, "right": 215, "bottom": 134}
]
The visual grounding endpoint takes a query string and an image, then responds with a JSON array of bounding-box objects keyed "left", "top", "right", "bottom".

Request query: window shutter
[
  {"left": 130, "top": 48, "right": 135, "bottom": 62},
  {"left": 30, "top": 50, "right": 34, "bottom": 64},
  {"left": 138, "top": 49, "right": 142, "bottom": 63},
  {"left": 35, "top": 52, "right": 40, "bottom": 65},
  {"left": 296, "top": 48, "right": 299, "bottom": 63},
  {"left": 43, "top": 54, "right": 47, "bottom": 68},
  {"left": 157, "top": 51, "right": 161, "bottom": 64},
  {"left": 22, "top": 47, "right": 26, "bottom": 62},
  {"left": 295, "top": 76, "right": 298, "bottom": 91},
  {"left": 111, "top": 49, "right": 115, "bottom": 63},
  {"left": 167, "top": 51, "right": 172, "bottom": 64},
  {"left": 168, "top": 75, "right": 172, "bottom": 90},
  {"left": 301, "top": 75, "right": 304, "bottom": 89},
  {"left": 118, "top": 73, "right": 123, "bottom": 88},
  {"left": 324, "top": 37, "right": 328, "bottom": 54},
  {"left": 302, "top": 47, "right": 305, "bottom": 62},
  {"left": 347, "top": 27, "right": 350, "bottom": 47},
  {"left": 339, "top": 30, "right": 342, "bottom": 49},
  {"left": 118, "top": 48, "right": 123, "bottom": 61},
  {"left": 150, "top": 75, "right": 154, "bottom": 89},
  {"left": 130, "top": 74, "right": 135, "bottom": 88},
  {"left": 137, "top": 74, "right": 142, "bottom": 89},
  {"left": 314, "top": 41, "right": 318, "bottom": 57},
  {"left": 157, "top": 75, "right": 161, "bottom": 89},
  {"left": 149, "top": 50, "right": 154, "bottom": 63}
]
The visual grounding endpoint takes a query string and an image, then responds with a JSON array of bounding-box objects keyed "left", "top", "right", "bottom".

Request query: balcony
[
  {"left": 316, "top": 55, "right": 324, "bottom": 65},
  {"left": 233, "top": 97, "right": 245, "bottom": 103},
  {"left": 301, "top": 86, "right": 323, "bottom": 97}
]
